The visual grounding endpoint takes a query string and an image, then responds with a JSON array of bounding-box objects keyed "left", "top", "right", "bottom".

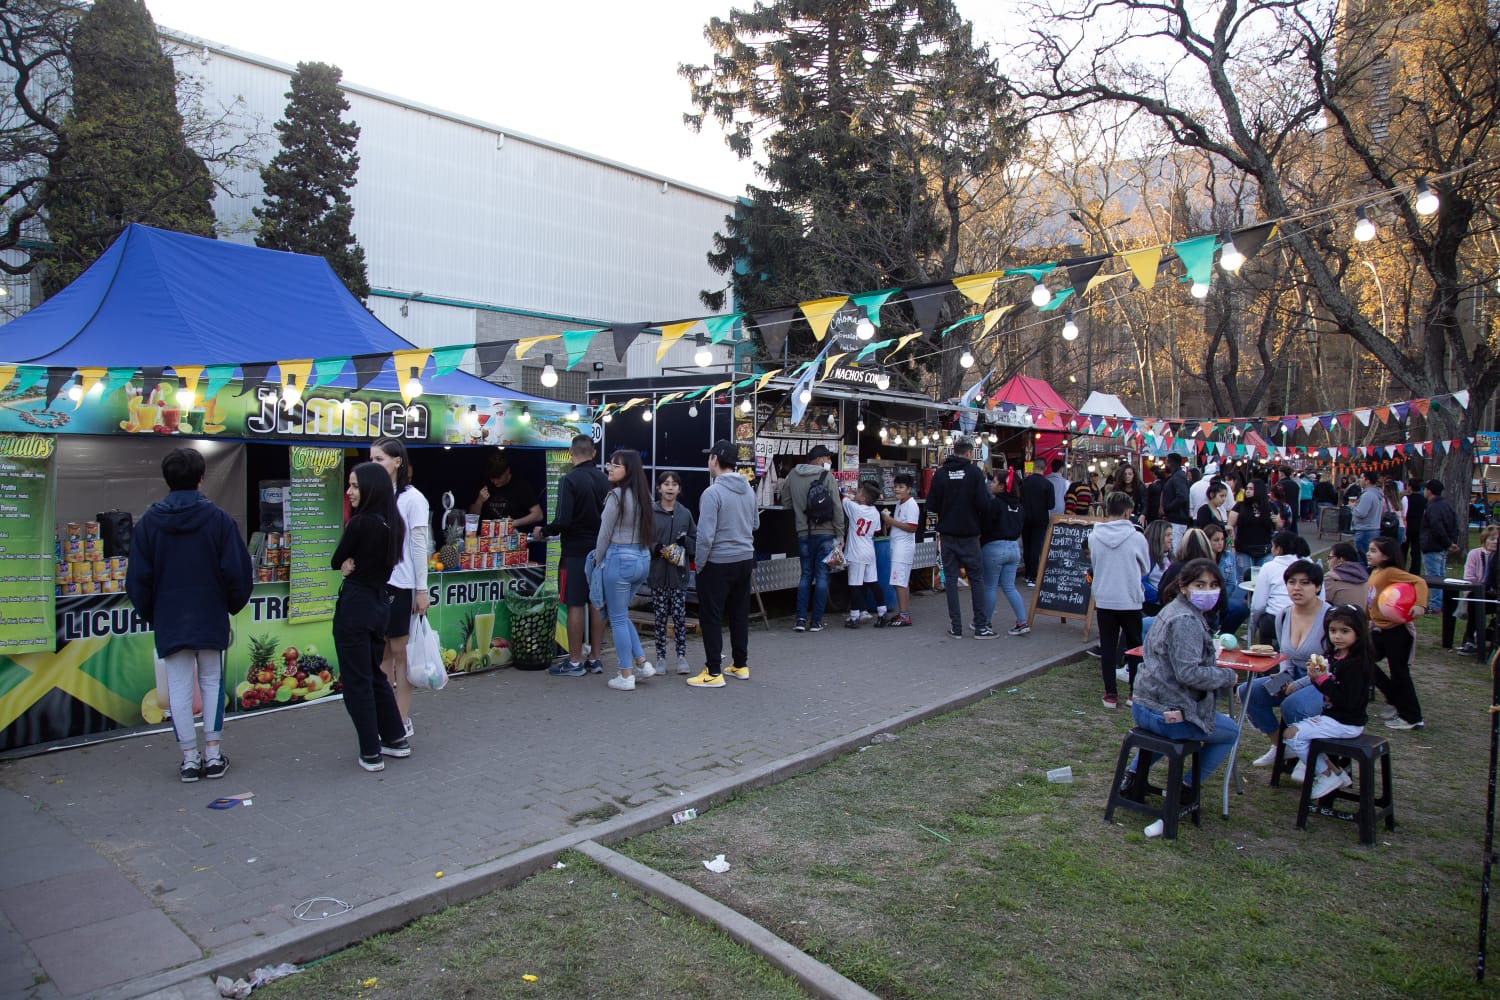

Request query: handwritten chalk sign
[{"left": 1030, "top": 515, "right": 1098, "bottom": 638}]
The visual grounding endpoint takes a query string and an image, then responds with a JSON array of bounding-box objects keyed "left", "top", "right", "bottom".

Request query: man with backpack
[
  {"left": 928, "top": 437, "right": 991, "bottom": 639},
  {"left": 782, "top": 444, "right": 845, "bottom": 632}
]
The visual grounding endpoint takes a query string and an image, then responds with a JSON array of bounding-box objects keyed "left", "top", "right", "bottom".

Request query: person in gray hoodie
[
  {"left": 1089, "top": 491, "right": 1150, "bottom": 708},
  {"left": 688, "top": 441, "right": 761, "bottom": 688},
  {"left": 781, "top": 444, "right": 845, "bottom": 631}
]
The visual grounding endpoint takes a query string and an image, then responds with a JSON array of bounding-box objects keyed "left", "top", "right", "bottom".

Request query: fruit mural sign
[
  {"left": 0, "top": 434, "right": 57, "bottom": 654},
  {"left": 286, "top": 446, "right": 344, "bottom": 623}
]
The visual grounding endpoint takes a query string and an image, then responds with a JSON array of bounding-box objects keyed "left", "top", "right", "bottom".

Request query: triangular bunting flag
[
  {"left": 610, "top": 323, "right": 647, "bottom": 361},
  {"left": 311, "top": 357, "right": 349, "bottom": 387},
  {"left": 475, "top": 341, "right": 515, "bottom": 377},
  {"left": 822, "top": 353, "right": 848, "bottom": 380},
  {"left": 1442, "top": 439, "right": 1453, "bottom": 453},
  {"left": 1066, "top": 256, "right": 1108, "bottom": 298},
  {"left": 1230, "top": 222, "right": 1277, "bottom": 263},
  {"left": 754, "top": 368, "right": 782, "bottom": 392},
  {"left": 980, "top": 305, "right": 1015, "bottom": 337},
  {"left": 201, "top": 364, "right": 237, "bottom": 399},
  {"left": 170, "top": 365, "right": 204, "bottom": 400},
  {"left": 1374, "top": 405, "right": 1390, "bottom": 424},
  {"left": 1002, "top": 264, "right": 1057, "bottom": 281},
  {"left": 751, "top": 308, "right": 797, "bottom": 359},
  {"left": 1122, "top": 247, "right": 1163, "bottom": 291},
  {"left": 276, "top": 359, "right": 314, "bottom": 401},
  {"left": 1335, "top": 412, "right": 1354, "bottom": 430},
  {"left": 44, "top": 369, "right": 74, "bottom": 407},
  {"left": 431, "top": 345, "right": 469, "bottom": 377},
  {"left": 850, "top": 288, "right": 900, "bottom": 327},
  {"left": 238, "top": 363, "right": 273, "bottom": 396},
  {"left": 1454, "top": 389, "right": 1471, "bottom": 409},
  {"left": 1391, "top": 402, "right": 1410, "bottom": 421},
  {"left": 1038, "top": 288, "right": 1074, "bottom": 312},
  {"left": 1411, "top": 398, "right": 1431, "bottom": 417},
  {"left": 1172, "top": 234, "right": 1219, "bottom": 287},
  {"left": 656, "top": 321, "right": 696, "bottom": 363},
  {"left": 351, "top": 355, "right": 387, "bottom": 391},
  {"left": 561, "top": 329, "right": 598, "bottom": 370},
  {"left": 855, "top": 338, "right": 895, "bottom": 362},
  {"left": 952, "top": 272, "right": 1002, "bottom": 308},
  {"left": 1084, "top": 270, "right": 1129, "bottom": 297},
  {"left": 73, "top": 367, "right": 106, "bottom": 408},
  {"left": 888, "top": 332, "right": 923, "bottom": 359},
  {"left": 516, "top": 335, "right": 559, "bottom": 360},
  {"left": 0, "top": 365, "right": 13, "bottom": 392},
  {"left": 906, "top": 283, "right": 953, "bottom": 336},
  {"left": 1354, "top": 408, "right": 1372, "bottom": 426},
  {"left": 11, "top": 366, "right": 45, "bottom": 396},
  {"left": 940, "top": 315, "right": 983, "bottom": 339},
  {"left": 703, "top": 313, "right": 742, "bottom": 345},
  {"left": 798, "top": 296, "right": 848, "bottom": 342},
  {"left": 392, "top": 349, "right": 432, "bottom": 406}
]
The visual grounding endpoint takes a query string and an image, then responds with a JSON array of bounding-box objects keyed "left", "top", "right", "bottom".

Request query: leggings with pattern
[{"left": 652, "top": 587, "right": 688, "bottom": 659}]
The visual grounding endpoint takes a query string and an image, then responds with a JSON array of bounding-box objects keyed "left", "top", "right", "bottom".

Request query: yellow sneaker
[
  {"left": 724, "top": 665, "right": 749, "bottom": 680},
  {"left": 686, "top": 669, "right": 725, "bottom": 688}
]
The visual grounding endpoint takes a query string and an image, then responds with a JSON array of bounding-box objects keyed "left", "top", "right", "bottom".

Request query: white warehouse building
[{"left": 4, "top": 25, "right": 740, "bottom": 398}]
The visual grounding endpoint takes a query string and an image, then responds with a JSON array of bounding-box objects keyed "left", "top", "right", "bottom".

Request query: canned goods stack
[
  {"left": 456, "top": 517, "right": 529, "bottom": 570},
  {"left": 253, "top": 531, "right": 291, "bottom": 583},
  {"left": 56, "top": 522, "right": 126, "bottom": 596}
]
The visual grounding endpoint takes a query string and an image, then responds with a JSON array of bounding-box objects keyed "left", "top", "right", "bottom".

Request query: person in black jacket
[
  {"left": 1019, "top": 468, "right": 1054, "bottom": 586},
  {"left": 533, "top": 434, "right": 610, "bottom": 674},
  {"left": 126, "top": 448, "right": 254, "bottom": 783},
  {"left": 1404, "top": 479, "right": 1427, "bottom": 574},
  {"left": 1419, "top": 479, "right": 1461, "bottom": 611},
  {"left": 331, "top": 461, "right": 410, "bottom": 772},
  {"left": 927, "top": 438, "right": 991, "bottom": 637},
  {"left": 1160, "top": 453, "right": 1192, "bottom": 547}
]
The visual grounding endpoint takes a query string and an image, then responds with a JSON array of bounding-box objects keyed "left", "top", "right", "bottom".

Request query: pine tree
[
  {"left": 254, "top": 61, "right": 369, "bottom": 301},
  {"left": 41, "top": 0, "right": 215, "bottom": 296}
]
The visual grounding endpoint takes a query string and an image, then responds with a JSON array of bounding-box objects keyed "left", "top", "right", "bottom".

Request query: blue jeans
[
  {"left": 980, "top": 539, "right": 1027, "bottom": 629},
  {"left": 1238, "top": 673, "right": 1324, "bottom": 735},
  {"left": 600, "top": 545, "right": 648, "bottom": 670},
  {"left": 797, "top": 533, "right": 835, "bottom": 623},
  {"left": 1353, "top": 529, "right": 1377, "bottom": 565},
  {"left": 1130, "top": 702, "right": 1240, "bottom": 783},
  {"left": 1234, "top": 550, "right": 1271, "bottom": 582},
  {"left": 1421, "top": 551, "right": 1446, "bottom": 610}
]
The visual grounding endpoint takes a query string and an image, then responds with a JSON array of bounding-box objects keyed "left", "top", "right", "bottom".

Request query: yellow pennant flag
[
  {"left": 798, "top": 296, "right": 848, "bottom": 342},
  {"left": 616, "top": 397, "right": 643, "bottom": 414},
  {"left": 0, "top": 365, "right": 16, "bottom": 392},
  {"left": 275, "top": 359, "right": 314, "bottom": 401},
  {"left": 516, "top": 334, "right": 559, "bottom": 360},
  {"left": 1085, "top": 270, "right": 1130, "bottom": 297},
  {"left": 171, "top": 365, "right": 204, "bottom": 401},
  {"left": 821, "top": 353, "right": 848, "bottom": 380},
  {"left": 707, "top": 380, "right": 735, "bottom": 397},
  {"left": 887, "top": 332, "right": 923, "bottom": 359},
  {"left": 754, "top": 368, "right": 782, "bottom": 392},
  {"left": 952, "top": 272, "right": 1002, "bottom": 308},
  {"left": 1122, "top": 247, "right": 1163, "bottom": 291},
  {"left": 73, "top": 367, "right": 107, "bottom": 408},
  {"left": 980, "top": 305, "right": 1015, "bottom": 338},
  {"left": 392, "top": 349, "right": 432, "bottom": 405},
  {"left": 656, "top": 321, "right": 696, "bottom": 363}
]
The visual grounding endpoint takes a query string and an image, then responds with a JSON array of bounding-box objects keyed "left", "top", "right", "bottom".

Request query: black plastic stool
[
  {"left": 1104, "top": 727, "right": 1204, "bottom": 840},
  {"left": 1294, "top": 732, "right": 1395, "bottom": 845}
]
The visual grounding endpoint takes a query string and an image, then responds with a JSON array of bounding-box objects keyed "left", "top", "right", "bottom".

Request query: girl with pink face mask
[{"left": 1122, "top": 558, "right": 1241, "bottom": 835}]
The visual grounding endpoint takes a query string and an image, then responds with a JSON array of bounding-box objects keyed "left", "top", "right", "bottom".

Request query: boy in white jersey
[
  {"left": 881, "top": 473, "right": 920, "bottom": 627},
  {"left": 842, "top": 481, "right": 886, "bottom": 627}
]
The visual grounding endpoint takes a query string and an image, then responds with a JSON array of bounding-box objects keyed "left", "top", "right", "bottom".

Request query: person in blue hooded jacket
[{"left": 126, "top": 448, "right": 254, "bottom": 782}]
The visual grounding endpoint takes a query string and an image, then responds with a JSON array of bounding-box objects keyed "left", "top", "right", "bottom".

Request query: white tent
[{"left": 1079, "top": 391, "right": 1133, "bottom": 418}]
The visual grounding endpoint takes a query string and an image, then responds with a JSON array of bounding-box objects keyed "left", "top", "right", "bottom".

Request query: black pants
[
  {"left": 1371, "top": 623, "right": 1422, "bottom": 724},
  {"left": 940, "top": 534, "right": 985, "bottom": 629},
  {"left": 1022, "top": 521, "right": 1045, "bottom": 581},
  {"left": 333, "top": 581, "right": 405, "bottom": 758},
  {"left": 1096, "top": 607, "right": 1143, "bottom": 696},
  {"left": 697, "top": 559, "right": 753, "bottom": 675}
]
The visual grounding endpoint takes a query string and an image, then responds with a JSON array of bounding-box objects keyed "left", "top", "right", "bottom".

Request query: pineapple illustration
[
  {"left": 249, "top": 634, "right": 278, "bottom": 684},
  {"left": 439, "top": 512, "right": 464, "bottom": 570}
]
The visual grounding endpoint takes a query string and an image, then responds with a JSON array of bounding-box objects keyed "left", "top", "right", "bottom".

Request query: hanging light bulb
[
  {"left": 642, "top": 406, "right": 653, "bottom": 422},
  {"left": 856, "top": 415, "right": 866, "bottom": 432},
  {"left": 539, "top": 353, "right": 559, "bottom": 388},
  {"left": 1031, "top": 281, "right": 1052, "bottom": 306},
  {"left": 176, "top": 386, "right": 195, "bottom": 408},
  {"left": 404, "top": 366, "right": 423, "bottom": 400},
  {"left": 1218, "top": 229, "right": 1244, "bottom": 272},
  {"left": 567, "top": 402, "right": 580, "bottom": 422},
  {"left": 855, "top": 316, "right": 875, "bottom": 341},
  {"left": 1354, "top": 206, "right": 1376, "bottom": 242},
  {"left": 740, "top": 397, "right": 752, "bottom": 414},
  {"left": 464, "top": 404, "right": 480, "bottom": 430},
  {"left": 878, "top": 426, "right": 887, "bottom": 439},
  {"left": 875, "top": 366, "right": 890, "bottom": 391},
  {"left": 688, "top": 403, "right": 699, "bottom": 418},
  {"left": 693, "top": 334, "right": 712, "bottom": 367},
  {"left": 988, "top": 432, "right": 998, "bottom": 444},
  {"left": 1414, "top": 177, "right": 1439, "bottom": 216},
  {"left": 66, "top": 381, "right": 83, "bottom": 403},
  {"left": 281, "top": 374, "right": 302, "bottom": 410},
  {"left": 603, "top": 410, "right": 613, "bottom": 423},
  {"left": 519, "top": 405, "right": 531, "bottom": 423},
  {"left": 892, "top": 434, "right": 902, "bottom": 445},
  {"left": 798, "top": 387, "right": 812, "bottom": 405},
  {"left": 1061, "top": 310, "right": 1079, "bottom": 341},
  {"left": 921, "top": 433, "right": 931, "bottom": 445},
  {"left": 1190, "top": 281, "right": 1210, "bottom": 299},
  {"left": 959, "top": 347, "right": 975, "bottom": 368}
]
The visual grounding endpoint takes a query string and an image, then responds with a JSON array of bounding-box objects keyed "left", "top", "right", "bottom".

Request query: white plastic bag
[{"left": 405, "top": 615, "right": 448, "bottom": 690}]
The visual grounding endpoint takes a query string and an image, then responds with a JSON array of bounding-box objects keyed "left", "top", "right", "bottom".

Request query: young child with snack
[
  {"left": 1281, "top": 603, "right": 1376, "bottom": 799},
  {"left": 842, "top": 481, "right": 886, "bottom": 627},
  {"left": 880, "top": 474, "right": 921, "bottom": 627}
]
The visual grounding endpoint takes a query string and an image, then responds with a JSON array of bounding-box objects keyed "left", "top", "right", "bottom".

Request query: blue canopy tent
[{"left": 0, "top": 223, "right": 545, "bottom": 401}]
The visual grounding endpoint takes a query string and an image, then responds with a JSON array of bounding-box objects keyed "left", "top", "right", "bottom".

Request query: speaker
[{"left": 97, "top": 510, "right": 133, "bottom": 558}]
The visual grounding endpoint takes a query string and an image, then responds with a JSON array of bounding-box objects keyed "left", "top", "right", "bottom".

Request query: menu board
[
  {"left": 0, "top": 434, "right": 57, "bottom": 653},
  {"left": 1030, "top": 515, "right": 1098, "bottom": 634},
  {"left": 286, "top": 446, "right": 345, "bottom": 623}
]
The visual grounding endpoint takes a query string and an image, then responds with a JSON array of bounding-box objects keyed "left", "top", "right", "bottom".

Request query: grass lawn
[{"left": 258, "top": 609, "right": 1500, "bottom": 1000}]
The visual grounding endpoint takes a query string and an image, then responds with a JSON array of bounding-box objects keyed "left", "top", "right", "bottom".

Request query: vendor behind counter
[{"left": 467, "top": 451, "right": 546, "bottom": 564}]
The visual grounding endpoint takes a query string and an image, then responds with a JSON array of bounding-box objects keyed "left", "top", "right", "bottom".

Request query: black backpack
[{"left": 804, "top": 471, "right": 836, "bottom": 524}]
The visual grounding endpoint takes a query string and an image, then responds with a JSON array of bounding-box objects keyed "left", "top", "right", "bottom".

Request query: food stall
[{"left": 0, "top": 225, "right": 579, "bottom": 753}]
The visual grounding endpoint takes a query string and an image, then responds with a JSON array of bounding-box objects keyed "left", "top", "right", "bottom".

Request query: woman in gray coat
[
  {"left": 1129, "top": 558, "right": 1240, "bottom": 821},
  {"left": 649, "top": 472, "right": 698, "bottom": 674}
]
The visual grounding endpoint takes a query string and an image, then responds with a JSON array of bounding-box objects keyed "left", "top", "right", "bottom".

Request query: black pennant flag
[
  {"left": 752, "top": 308, "right": 797, "bottom": 360},
  {"left": 906, "top": 282, "right": 954, "bottom": 337},
  {"left": 351, "top": 354, "right": 389, "bottom": 391},
  {"left": 44, "top": 369, "right": 74, "bottom": 407},
  {"left": 611, "top": 323, "right": 647, "bottom": 362},
  {"left": 474, "top": 341, "right": 515, "bottom": 378},
  {"left": 236, "top": 363, "right": 271, "bottom": 396}
]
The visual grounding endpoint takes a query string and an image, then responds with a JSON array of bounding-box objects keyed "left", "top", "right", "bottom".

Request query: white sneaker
[
  {"left": 607, "top": 674, "right": 636, "bottom": 691},
  {"left": 1144, "top": 819, "right": 1165, "bottom": 838},
  {"left": 403, "top": 717, "right": 414, "bottom": 739},
  {"left": 1310, "top": 769, "right": 1349, "bottom": 800},
  {"left": 1115, "top": 666, "right": 1131, "bottom": 684},
  {"left": 1290, "top": 761, "right": 1307, "bottom": 784},
  {"left": 676, "top": 657, "right": 691, "bottom": 675},
  {"left": 635, "top": 661, "right": 656, "bottom": 679},
  {"left": 1252, "top": 746, "right": 1280, "bottom": 767}
]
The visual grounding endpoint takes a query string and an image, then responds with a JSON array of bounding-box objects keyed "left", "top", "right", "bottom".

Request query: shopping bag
[{"left": 405, "top": 616, "right": 448, "bottom": 690}]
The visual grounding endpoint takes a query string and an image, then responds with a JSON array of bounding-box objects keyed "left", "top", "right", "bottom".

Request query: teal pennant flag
[
  {"left": 1172, "top": 234, "right": 1218, "bottom": 287},
  {"left": 704, "top": 313, "right": 743, "bottom": 344},
  {"left": 431, "top": 345, "right": 469, "bottom": 377},
  {"left": 561, "top": 329, "right": 600, "bottom": 369},
  {"left": 310, "top": 357, "right": 349, "bottom": 388},
  {"left": 850, "top": 288, "right": 900, "bottom": 328}
]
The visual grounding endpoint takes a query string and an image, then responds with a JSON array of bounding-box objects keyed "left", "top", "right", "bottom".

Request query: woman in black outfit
[
  {"left": 1232, "top": 479, "right": 1280, "bottom": 582},
  {"left": 332, "top": 462, "right": 411, "bottom": 772}
]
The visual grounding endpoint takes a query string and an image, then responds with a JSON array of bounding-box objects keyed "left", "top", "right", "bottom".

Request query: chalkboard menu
[{"left": 1030, "top": 515, "right": 1098, "bottom": 634}]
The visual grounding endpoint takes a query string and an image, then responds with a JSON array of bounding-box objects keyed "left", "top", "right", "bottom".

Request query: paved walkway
[{"left": 0, "top": 587, "right": 1092, "bottom": 999}]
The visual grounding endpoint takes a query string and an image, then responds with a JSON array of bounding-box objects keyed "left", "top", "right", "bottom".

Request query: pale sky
[{"left": 143, "top": 0, "right": 1008, "bottom": 198}]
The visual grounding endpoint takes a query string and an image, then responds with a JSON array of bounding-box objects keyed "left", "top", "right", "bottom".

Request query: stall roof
[
  {"left": 0, "top": 224, "right": 546, "bottom": 400},
  {"left": 988, "top": 374, "right": 1075, "bottom": 413},
  {"left": 1079, "top": 391, "right": 1133, "bottom": 418}
]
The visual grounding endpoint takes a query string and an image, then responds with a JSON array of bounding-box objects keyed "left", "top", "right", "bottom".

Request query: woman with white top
[
  {"left": 1247, "top": 531, "right": 1309, "bottom": 646},
  {"left": 371, "top": 437, "right": 430, "bottom": 737},
  {"left": 596, "top": 449, "right": 655, "bottom": 691}
]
